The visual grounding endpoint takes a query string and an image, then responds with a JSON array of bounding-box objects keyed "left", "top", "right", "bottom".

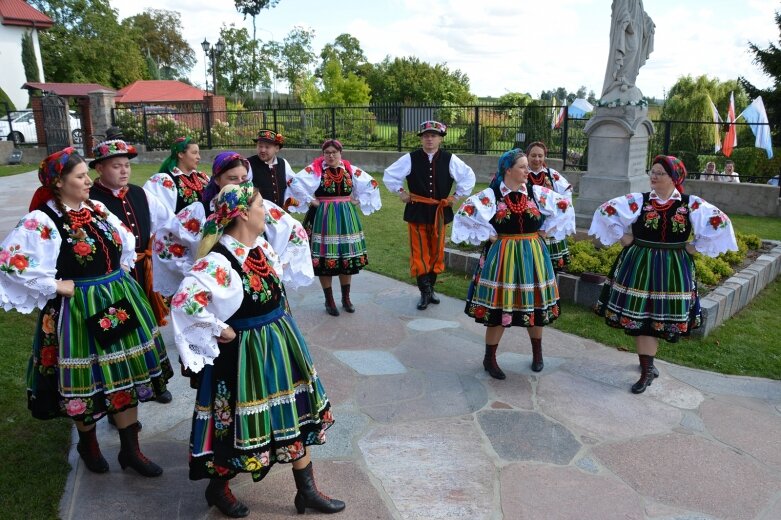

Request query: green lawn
[{"left": 0, "top": 163, "right": 37, "bottom": 177}]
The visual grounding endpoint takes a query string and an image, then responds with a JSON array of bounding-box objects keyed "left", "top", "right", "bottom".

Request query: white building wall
[
  {"left": 0, "top": 25, "right": 31, "bottom": 110},
  {"left": 32, "top": 28, "right": 44, "bottom": 83}
]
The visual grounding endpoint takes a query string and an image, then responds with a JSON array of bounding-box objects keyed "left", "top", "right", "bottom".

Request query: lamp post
[{"left": 201, "top": 38, "right": 225, "bottom": 96}]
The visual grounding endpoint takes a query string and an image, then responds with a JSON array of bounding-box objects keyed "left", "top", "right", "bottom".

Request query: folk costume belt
[
  {"left": 633, "top": 239, "right": 687, "bottom": 250},
  {"left": 226, "top": 307, "right": 285, "bottom": 331},
  {"left": 497, "top": 233, "right": 540, "bottom": 240},
  {"left": 409, "top": 193, "right": 453, "bottom": 242}
]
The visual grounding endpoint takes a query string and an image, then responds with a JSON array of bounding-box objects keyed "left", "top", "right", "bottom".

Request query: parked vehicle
[{"left": 0, "top": 110, "right": 83, "bottom": 145}]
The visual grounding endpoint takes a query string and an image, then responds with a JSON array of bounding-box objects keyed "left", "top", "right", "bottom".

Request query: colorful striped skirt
[
  {"left": 26, "top": 270, "right": 172, "bottom": 424},
  {"left": 595, "top": 239, "right": 701, "bottom": 342},
  {"left": 189, "top": 307, "right": 333, "bottom": 482},
  {"left": 545, "top": 236, "right": 570, "bottom": 271},
  {"left": 309, "top": 196, "right": 368, "bottom": 276},
  {"left": 465, "top": 234, "right": 560, "bottom": 327}
]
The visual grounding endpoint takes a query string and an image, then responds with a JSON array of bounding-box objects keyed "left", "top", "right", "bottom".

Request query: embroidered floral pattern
[
  {"left": 213, "top": 381, "right": 233, "bottom": 439},
  {"left": 644, "top": 210, "right": 660, "bottom": 230},
  {"left": 458, "top": 203, "right": 476, "bottom": 217},
  {"left": 0, "top": 244, "right": 37, "bottom": 274},
  {"left": 708, "top": 212, "right": 729, "bottom": 230},
  {"left": 171, "top": 283, "right": 211, "bottom": 315},
  {"left": 671, "top": 205, "right": 689, "bottom": 233},
  {"left": 625, "top": 194, "right": 639, "bottom": 213},
  {"left": 17, "top": 217, "right": 56, "bottom": 240},
  {"left": 153, "top": 232, "right": 188, "bottom": 260},
  {"left": 191, "top": 258, "right": 232, "bottom": 287},
  {"left": 97, "top": 306, "right": 131, "bottom": 331},
  {"left": 494, "top": 201, "right": 511, "bottom": 223},
  {"left": 599, "top": 202, "right": 618, "bottom": 216}
]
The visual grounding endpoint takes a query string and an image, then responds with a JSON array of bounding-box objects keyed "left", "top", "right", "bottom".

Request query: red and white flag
[
  {"left": 553, "top": 106, "right": 566, "bottom": 129},
  {"left": 722, "top": 92, "right": 737, "bottom": 157}
]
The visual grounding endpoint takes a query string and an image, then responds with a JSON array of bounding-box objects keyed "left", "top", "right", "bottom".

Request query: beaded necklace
[
  {"left": 503, "top": 193, "right": 528, "bottom": 214},
  {"left": 179, "top": 172, "right": 206, "bottom": 192},
  {"left": 242, "top": 247, "right": 272, "bottom": 277},
  {"left": 68, "top": 208, "right": 92, "bottom": 229}
]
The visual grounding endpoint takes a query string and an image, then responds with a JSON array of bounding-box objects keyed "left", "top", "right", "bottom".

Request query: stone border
[{"left": 443, "top": 240, "right": 781, "bottom": 337}]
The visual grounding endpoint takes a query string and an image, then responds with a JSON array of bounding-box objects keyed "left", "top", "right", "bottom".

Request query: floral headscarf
[
  {"left": 490, "top": 148, "right": 526, "bottom": 190},
  {"left": 197, "top": 182, "right": 256, "bottom": 258},
  {"left": 202, "top": 151, "right": 250, "bottom": 205},
  {"left": 652, "top": 155, "right": 688, "bottom": 193},
  {"left": 29, "top": 147, "right": 82, "bottom": 211},
  {"left": 159, "top": 136, "right": 193, "bottom": 174}
]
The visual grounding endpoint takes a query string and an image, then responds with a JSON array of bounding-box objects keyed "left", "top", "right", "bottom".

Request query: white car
[{"left": 0, "top": 110, "right": 83, "bottom": 145}]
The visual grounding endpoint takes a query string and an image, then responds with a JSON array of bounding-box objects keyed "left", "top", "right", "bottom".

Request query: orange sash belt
[
  {"left": 409, "top": 194, "right": 454, "bottom": 241},
  {"left": 136, "top": 240, "right": 169, "bottom": 326}
]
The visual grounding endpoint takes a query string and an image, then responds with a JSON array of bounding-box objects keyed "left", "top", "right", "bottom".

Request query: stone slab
[
  {"left": 695, "top": 297, "right": 719, "bottom": 337},
  {"left": 556, "top": 272, "right": 578, "bottom": 301},
  {"left": 710, "top": 286, "right": 735, "bottom": 320},
  {"left": 575, "top": 279, "right": 604, "bottom": 308},
  {"left": 311, "top": 408, "right": 370, "bottom": 460},
  {"left": 594, "top": 433, "right": 781, "bottom": 520},
  {"left": 406, "top": 317, "right": 461, "bottom": 332},
  {"left": 333, "top": 350, "right": 408, "bottom": 375},
  {"left": 665, "top": 364, "right": 781, "bottom": 400},
  {"left": 477, "top": 410, "right": 580, "bottom": 464}
]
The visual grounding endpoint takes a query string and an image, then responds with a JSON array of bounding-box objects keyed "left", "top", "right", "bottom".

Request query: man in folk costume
[
  {"left": 247, "top": 129, "right": 297, "bottom": 209},
  {"left": 384, "top": 120, "right": 476, "bottom": 309},
  {"left": 89, "top": 137, "right": 176, "bottom": 404}
]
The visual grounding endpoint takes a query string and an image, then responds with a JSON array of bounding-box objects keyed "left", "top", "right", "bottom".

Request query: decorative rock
[{"left": 477, "top": 410, "right": 580, "bottom": 464}]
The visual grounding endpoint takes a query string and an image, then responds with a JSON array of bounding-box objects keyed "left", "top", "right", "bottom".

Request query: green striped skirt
[
  {"left": 595, "top": 241, "right": 701, "bottom": 342},
  {"left": 545, "top": 236, "right": 570, "bottom": 270},
  {"left": 310, "top": 196, "right": 368, "bottom": 276},
  {"left": 189, "top": 307, "right": 333, "bottom": 482},
  {"left": 465, "top": 234, "right": 560, "bottom": 327},
  {"left": 26, "top": 270, "right": 172, "bottom": 424}
]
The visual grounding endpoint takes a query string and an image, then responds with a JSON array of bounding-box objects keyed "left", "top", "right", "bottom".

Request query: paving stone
[
  {"left": 491, "top": 401, "right": 513, "bottom": 409},
  {"left": 700, "top": 398, "right": 781, "bottom": 469},
  {"left": 309, "top": 303, "right": 408, "bottom": 350},
  {"left": 665, "top": 364, "right": 781, "bottom": 400},
  {"left": 575, "top": 456, "right": 601, "bottom": 474},
  {"left": 477, "top": 409, "right": 580, "bottom": 464},
  {"left": 406, "top": 317, "right": 461, "bottom": 332},
  {"left": 309, "top": 344, "right": 357, "bottom": 406},
  {"left": 311, "top": 408, "right": 370, "bottom": 460},
  {"left": 496, "top": 351, "right": 567, "bottom": 374},
  {"left": 481, "top": 370, "right": 534, "bottom": 410},
  {"left": 594, "top": 433, "right": 781, "bottom": 520},
  {"left": 537, "top": 371, "right": 682, "bottom": 441},
  {"left": 395, "top": 331, "right": 485, "bottom": 374},
  {"left": 501, "top": 464, "right": 644, "bottom": 520},
  {"left": 333, "top": 349, "right": 407, "bottom": 375},
  {"left": 679, "top": 412, "right": 706, "bottom": 433},
  {"left": 359, "top": 417, "right": 495, "bottom": 519}
]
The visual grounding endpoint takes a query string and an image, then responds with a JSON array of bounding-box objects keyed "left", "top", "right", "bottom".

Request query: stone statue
[{"left": 600, "top": 0, "right": 655, "bottom": 105}]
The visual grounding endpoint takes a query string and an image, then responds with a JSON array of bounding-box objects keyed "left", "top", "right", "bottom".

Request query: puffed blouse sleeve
[
  {"left": 92, "top": 201, "right": 136, "bottom": 270},
  {"left": 687, "top": 196, "right": 738, "bottom": 257},
  {"left": 449, "top": 154, "right": 477, "bottom": 198},
  {"left": 170, "top": 251, "right": 242, "bottom": 373},
  {"left": 532, "top": 186, "right": 576, "bottom": 241},
  {"left": 349, "top": 165, "right": 382, "bottom": 215},
  {"left": 261, "top": 200, "right": 314, "bottom": 289},
  {"left": 286, "top": 163, "right": 321, "bottom": 213},
  {"left": 588, "top": 192, "right": 643, "bottom": 246},
  {"left": 152, "top": 202, "right": 207, "bottom": 296},
  {"left": 142, "top": 173, "right": 177, "bottom": 213},
  {"left": 0, "top": 210, "right": 60, "bottom": 313},
  {"left": 548, "top": 168, "right": 573, "bottom": 199},
  {"left": 451, "top": 188, "right": 497, "bottom": 245},
  {"left": 145, "top": 190, "right": 177, "bottom": 233},
  {"left": 383, "top": 153, "right": 411, "bottom": 194}
]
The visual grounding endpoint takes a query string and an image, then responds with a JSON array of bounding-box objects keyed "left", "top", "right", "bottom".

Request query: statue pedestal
[{"left": 576, "top": 106, "right": 655, "bottom": 228}]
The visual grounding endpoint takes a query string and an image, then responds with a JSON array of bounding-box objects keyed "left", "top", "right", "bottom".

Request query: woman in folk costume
[
  {"left": 152, "top": 151, "right": 312, "bottom": 298},
  {"left": 170, "top": 183, "right": 344, "bottom": 518},
  {"left": 143, "top": 136, "right": 210, "bottom": 213},
  {"left": 0, "top": 148, "right": 172, "bottom": 477},
  {"left": 287, "top": 139, "right": 381, "bottom": 316},
  {"left": 452, "top": 149, "right": 575, "bottom": 378},
  {"left": 526, "top": 141, "right": 573, "bottom": 270},
  {"left": 590, "top": 155, "right": 737, "bottom": 393}
]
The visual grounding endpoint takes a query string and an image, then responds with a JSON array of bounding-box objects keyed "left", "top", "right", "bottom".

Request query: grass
[{"left": 0, "top": 164, "right": 38, "bottom": 177}]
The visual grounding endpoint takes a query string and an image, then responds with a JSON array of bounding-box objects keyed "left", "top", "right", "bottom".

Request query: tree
[
  {"left": 30, "top": 0, "right": 146, "bottom": 87},
  {"left": 233, "top": 0, "right": 280, "bottom": 46},
  {"left": 278, "top": 27, "right": 317, "bottom": 96},
  {"left": 318, "top": 59, "right": 371, "bottom": 105},
  {"left": 21, "top": 31, "right": 40, "bottom": 82},
  {"left": 216, "top": 23, "right": 268, "bottom": 97},
  {"left": 316, "top": 34, "right": 367, "bottom": 78},
  {"left": 122, "top": 9, "right": 195, "bottom": 79},
  {"left": 739, "top": 10, "right": 781, "bottom": 146},
  {"left": 366, "top": 56, "right": 474, "bottom": 104}
]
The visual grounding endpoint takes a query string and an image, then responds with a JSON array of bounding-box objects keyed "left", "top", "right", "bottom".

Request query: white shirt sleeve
[
  {"left": 349, "top": 165, "right": 382, "bottom": 215},
  {"left": 688, "top": 196, "right": 739, "bottom": 257},
  {"left": 451, "top": 188, "right": 497, "bottom": 245},
  {"left": 449, "top": 154, "right": 476, "bottom": 198},
  {"left": 383, "top": 154, "right": 411, "bottom": 194},
  {"left": 143, "top": 173, "right": 177, "bottom": 213},
  {"left": 286, "top": 164, "right": 321, "bottom": 213},
  {"left": 533, "top": 186, "right": 576, "bottom": 240},
  {"left": 261, "top": 200, "right": 314, "bottom": 289},
  {"left": 588, "top": 192, "right": 643, "bottom": 246}
]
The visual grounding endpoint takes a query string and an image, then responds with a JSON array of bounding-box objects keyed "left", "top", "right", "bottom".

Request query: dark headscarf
[
  {"left": 490, "top": 148, "right": 526, "bottom": 190},
  {"left": 652, "top": 155, "right": 687, "bottom": 193},
  {"left": 202, "top": 151, "right": 250, "bottom": 205}
]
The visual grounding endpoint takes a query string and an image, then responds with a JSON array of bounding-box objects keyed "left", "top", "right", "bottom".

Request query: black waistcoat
[
  {"left": 489, "top": 185, "right": 545, "bottom": 234},
  {"left": 249, "top": 155, "right": 287, "bottom": 208},
  {"left": 211, "top": 242, "right": 283, "bottom": 319},
  {"left": 404, "top": 149, "right": 454, "bottom": 224},
  {"left": 631, "top": 193, "right": 693, "bottom": 243}
]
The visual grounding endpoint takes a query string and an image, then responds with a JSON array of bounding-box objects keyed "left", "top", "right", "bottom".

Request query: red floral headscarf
[
  {"left": 29, "top": 147, "right": 82, "bottom": 211},
  {"left": 652, "top": 155, "right": 687, "bottom": 193}
]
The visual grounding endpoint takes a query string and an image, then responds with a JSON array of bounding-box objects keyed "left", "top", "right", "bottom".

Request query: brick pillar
[
  {"left": 30, "top": 95, "right": 46, "bottom": 147},
  {"left": 88, "top": 89, "right": 116, "bottom": 155}
]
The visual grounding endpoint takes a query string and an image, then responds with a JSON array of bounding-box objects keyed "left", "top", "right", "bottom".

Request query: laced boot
[
  {"left": 416, "top": 275, "right": 431, "bottom": 310},
  {"left": 322, "top": 287, "right": 339, "bottom": 316},
  {"left": 340, "top": 284, "right": 355, "bottom": 313},
  {"left": 483, "top": 343, "right": 506, "bottom": 380},
  {"left": 205, "top": 479, "right": 250, "bottom": 518},
  {"left": 632, "top": 354, "right": 656, "bottom": 394},
  {"left": 428, "top": 273, "right": 440, "bottom": 304},
  {"left": 117, "top": 424, "right": 163, "bottom": 477},
  {"left": 530, "top": 338, "right": 544, "bottom": 372},
  {"left": 293, "top": 461, "right": 346, "bottom": 514},
  {"left": 76, "top": 427, "right": 109, "bottom": 473}
]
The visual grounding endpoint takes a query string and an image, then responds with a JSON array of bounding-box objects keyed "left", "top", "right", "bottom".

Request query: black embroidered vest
[{"left": 404, "top": 149, "right": 454, "bottom": 224}]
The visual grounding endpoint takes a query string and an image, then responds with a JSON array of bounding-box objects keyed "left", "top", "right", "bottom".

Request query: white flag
[
  {"left": 738, "top": 96, "right": 774, "bottom": 159},
  {"left": 707, "top": 95, "right": 722, "bottom": 153}
]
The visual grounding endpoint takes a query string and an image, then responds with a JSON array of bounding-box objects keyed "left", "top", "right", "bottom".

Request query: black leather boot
[
  {"left": 205, "top": 479, "right": 250, "bottom": 518},
  {"left": 117, "top": 424, "right": 163, "bottom": 477},
  {"left": 632, "top": 354, "right": 656, "bottom": 394},
  {"left": 322, "top": 287, "right": 339, "bottom": 316},
  {"left": 639, "top": 358, "right": 660, "bottom": 378},
  {"left": 530, "top": 337, "right": 544, "bottom": 372},
  {"left": 340, "top": 284, "right": 355, "bottom": 313},
  {"left": 416, "top": 275, "right": 431, "bottom": 310},
  {"left": 76, "top": 426, "right": 109, "bottom": 473},
  {"left": 155, "top": 389, "right": 173, "bottom": 404},
  {"left": 483, "top": 343, "right": 506, "bottom": 380},
  {"left": 428, "top": 273, "right": 440, "bottom": 304},
  {"left": 292, "top": 461, "right": 346, "bottom": 514}
]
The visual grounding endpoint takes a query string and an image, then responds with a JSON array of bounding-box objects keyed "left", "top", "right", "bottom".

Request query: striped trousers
[{"left": 408, "top": 222, "right": 446, "bottom": 277}]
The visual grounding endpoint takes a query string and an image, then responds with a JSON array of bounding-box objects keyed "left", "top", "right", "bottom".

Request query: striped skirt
[
  {"left": 545, "top": 237, "right": 570, "bottom": 271},
  {"left": 310, "top": 197, "right": 368, "bottom": 276},
  {"left": 595, "top": 240, "right": 701, "bottom": 342},
  {"left": 465, "top": 234, "right": 560, "bottom": 327},
  {"left": 26, "top": 270, "right": 172, "bottom": 424},
  {"left": 189, "top": 307, "right": 333, "bottom": 482}
]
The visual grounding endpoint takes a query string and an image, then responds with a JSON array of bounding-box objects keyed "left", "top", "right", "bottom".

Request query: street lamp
[{"left": 201, "top": 38, "right": 225, "bottom": 96}]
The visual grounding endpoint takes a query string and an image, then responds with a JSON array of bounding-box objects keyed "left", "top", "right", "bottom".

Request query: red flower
[
  {"left": 629, "top": 202, "right": 639, "bottom": 212},
  {"left": 690, "top": 201, "right": 700, "bottom": 211},
  {"left": 194, "top": 291, "right": 209, "bottom": 307},
  {"left": 354, "top": 169, "right": 362, "bottom": 177},
  {"left": 605, "top": 205, "right": 617, "bottom": 216},
  {"left": 112, "top": 231, "right": 121, "bottom": 243},
  {"left": 646, "top": 211, "right": 659, "bottom": 221},
  {"left": 495, "top": 209, "right": 507, "bottom": 220},
  {"left": 116, "top": 309, "right": 129, "bottom": 322},
  {"left": 40, "top": 227, "right": 51, "bottom": 240},
  {"left": 249, "top": 274, "right": 262, "bottom": 291},
  {"left": 709, "top": 216, "right": 722, "bottom": 229},
  {"left": 215, "top": 267, "right": 228, "bottom": 286},
  {"left": 552, "top": 305, "right": 560, "bottom": 317},
  {"left": 184, "top": 219, "right": 201, "bottom": 233},
  {"left": 73, "top": 242, "right": 92, "bottom": 257},
  {"left": 473, "top": 306, "right": 487, "bottom": 318},
  {"left": 269, "top": 208, "right": 283, "bottom": 220},
  {"left": 370, "top": 179, "right": 378, "bottom": 188},
  {"left": 111, "top": 391, "right": 132, "bottom": 410},
  {"left": 10, "top": 254, "right": 29, "bottom": 271},
  {"left": 557, "top": 199, "right": 569, "bottom": 211},
  {"left": 99, "top": 317, "right": 112, "bottom": 330},
  {"left": 183, "top": 188, "right": 193, "bottom": 198},
  {"left": 463, "top": 205, "right": 475, "bottom": 216},
  {"left": 480, "top": 196, "right": 490, "bottom": 206},
  {"left": 169, "top": 244, "right": 186, "bottom": 257},
  {"left": 40, "top": 346, "right": 57, "bottom": 367},
  {"left": 162, "top": 179, "right": 174, "bottom": 189},
  {"left": 192, "top": 259, "right": 209, "bottom": 271},
  {"left": 326, "top": 259, "right": 337, "bottom": 268},
  {"left": 553, "top": 173, "right": 560, "bottom": 180},
  {"left": 673, "top": 214, "right": 686, "bottom": 224},
  {"left": 234, "top": 247, "right": 245, "bottom": 257}
]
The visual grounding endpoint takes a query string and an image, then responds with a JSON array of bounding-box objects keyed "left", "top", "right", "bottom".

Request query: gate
[{"left": 42, "top": 93, "right": 71, "bottom": 154}]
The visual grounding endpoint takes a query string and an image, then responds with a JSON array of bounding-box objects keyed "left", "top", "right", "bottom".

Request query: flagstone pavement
[{"left": 2, "top": 170, "right": 779, "bottom": 519}]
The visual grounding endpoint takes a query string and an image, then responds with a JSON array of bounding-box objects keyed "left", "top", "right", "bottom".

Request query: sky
[{"left": 113, "top": 0, "right": 778, "bottom": 103}]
